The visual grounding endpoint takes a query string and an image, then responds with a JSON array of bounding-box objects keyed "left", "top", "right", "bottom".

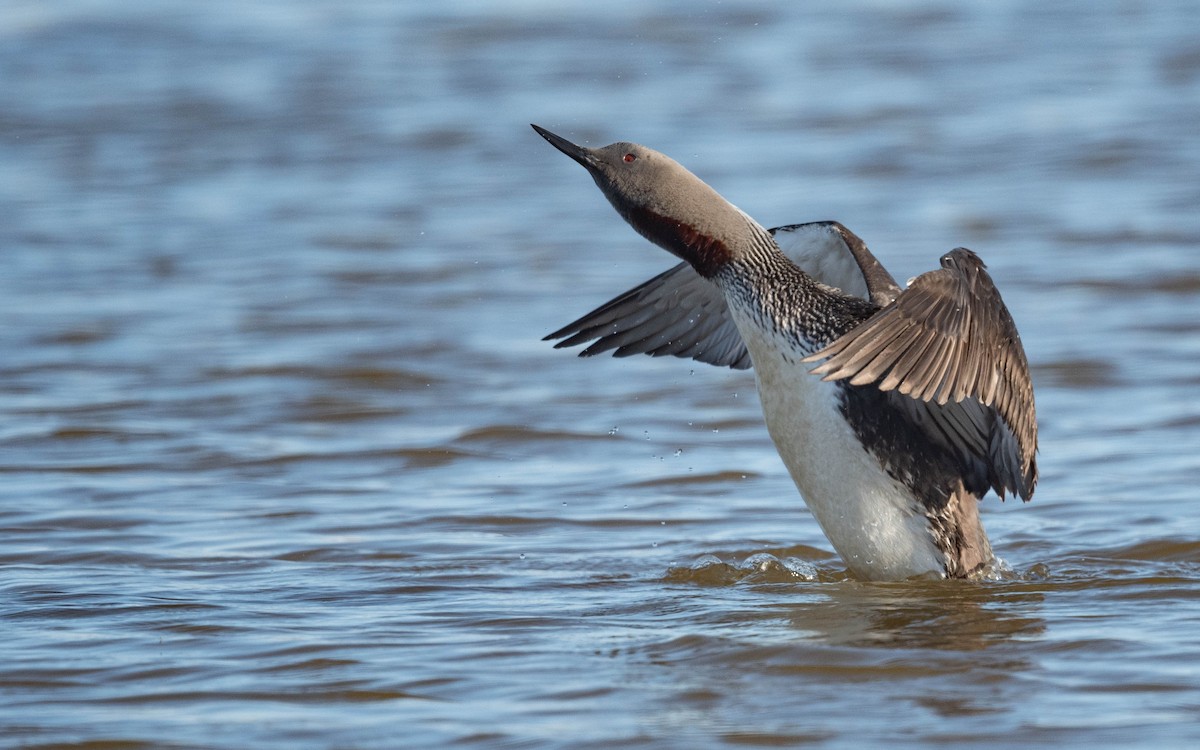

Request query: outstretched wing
[
  {"left": 805, "top": 248, "right": 1038, "bottom": 500},
  {"left": 544, "top": 260, "right": 752, "bottom": 368},
  {"left": 544, "top": 221, "right": 897, "bottom": 369}
]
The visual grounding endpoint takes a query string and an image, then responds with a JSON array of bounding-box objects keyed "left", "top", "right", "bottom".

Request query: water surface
[{"left": 3, "top": 1, "right": 1200, "bottom": 747}]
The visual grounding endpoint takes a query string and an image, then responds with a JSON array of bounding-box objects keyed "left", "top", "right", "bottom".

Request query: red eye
[{"left": 623, "top": 153, "right": 636, "bottom": 163}]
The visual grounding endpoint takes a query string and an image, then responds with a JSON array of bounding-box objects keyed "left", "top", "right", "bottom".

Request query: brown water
[{"left": 3, "top": 1, "right": 1200, "bottom": 747}]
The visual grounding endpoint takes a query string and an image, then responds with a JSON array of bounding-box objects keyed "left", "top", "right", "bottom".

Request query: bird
[{"left": 531, "top": 124, "right": 1037, "bottom": 581}]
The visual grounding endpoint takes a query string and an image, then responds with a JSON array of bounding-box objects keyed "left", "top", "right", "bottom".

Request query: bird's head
[{"left": 532, "top": 124, "right": 761, "bottom": 278}]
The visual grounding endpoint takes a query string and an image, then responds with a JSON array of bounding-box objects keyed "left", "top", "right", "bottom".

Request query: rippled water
[{"left": 4, "top": 1, "right": 1200, "bottom": 747}]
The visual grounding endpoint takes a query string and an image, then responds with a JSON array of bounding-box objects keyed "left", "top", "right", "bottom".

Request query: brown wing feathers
[{"left": 806, "top": 248, "right": 1038, "bottom": 500}]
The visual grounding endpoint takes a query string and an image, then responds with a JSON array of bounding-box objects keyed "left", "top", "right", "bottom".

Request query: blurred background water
[{"left": 3, "top": 0, "right": 1200, "bottom": 747}]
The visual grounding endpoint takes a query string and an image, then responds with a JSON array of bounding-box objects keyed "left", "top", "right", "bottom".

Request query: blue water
[{"left": 3, "top": 1, "right": 1200, "bottom": 747}]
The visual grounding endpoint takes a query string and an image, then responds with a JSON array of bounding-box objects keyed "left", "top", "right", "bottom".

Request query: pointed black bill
[{"left": 531, "top": 124, "right": 598, "bottom": 170}]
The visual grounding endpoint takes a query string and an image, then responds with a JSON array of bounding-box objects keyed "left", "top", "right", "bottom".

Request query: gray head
[{"left": 532, "top": 124, "right": 769, "bottom": 277}]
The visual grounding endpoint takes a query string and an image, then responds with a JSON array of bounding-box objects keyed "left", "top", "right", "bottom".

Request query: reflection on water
[
  {"left": 3, "top": 0, "right": 1200, "bottom": 747},
  {"left": 792, "top": 581, "right": 1047, "bottom": 651},
  {"left": 664, "top": 552, "right": 1049, "bottom": 650}
]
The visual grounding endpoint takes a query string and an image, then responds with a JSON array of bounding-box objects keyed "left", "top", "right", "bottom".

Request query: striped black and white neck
[{"left": 532, "top": 124, "right": 1038, "bottom": 581}]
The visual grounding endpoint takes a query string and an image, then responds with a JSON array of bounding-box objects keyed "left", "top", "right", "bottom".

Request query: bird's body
[
  {"left": 728, "top": 281, "right": 956, "bottom": 579},
  {"left": 532, "top": 125, "right": 1037, "bottom": 581}
]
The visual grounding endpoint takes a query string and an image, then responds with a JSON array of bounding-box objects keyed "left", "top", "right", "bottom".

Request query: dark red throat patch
[{"left": 628, "top": 206, "right": 732, "bottom": 278}]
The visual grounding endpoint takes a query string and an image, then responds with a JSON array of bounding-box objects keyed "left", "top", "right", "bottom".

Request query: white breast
[{"left": 729, "top": 307, "right": 946, "bottom": 580}]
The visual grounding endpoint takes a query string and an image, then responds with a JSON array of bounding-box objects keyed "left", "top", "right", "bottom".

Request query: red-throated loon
[{"left": 531, "top": 124, "right": 1038, "bottom": 581}]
